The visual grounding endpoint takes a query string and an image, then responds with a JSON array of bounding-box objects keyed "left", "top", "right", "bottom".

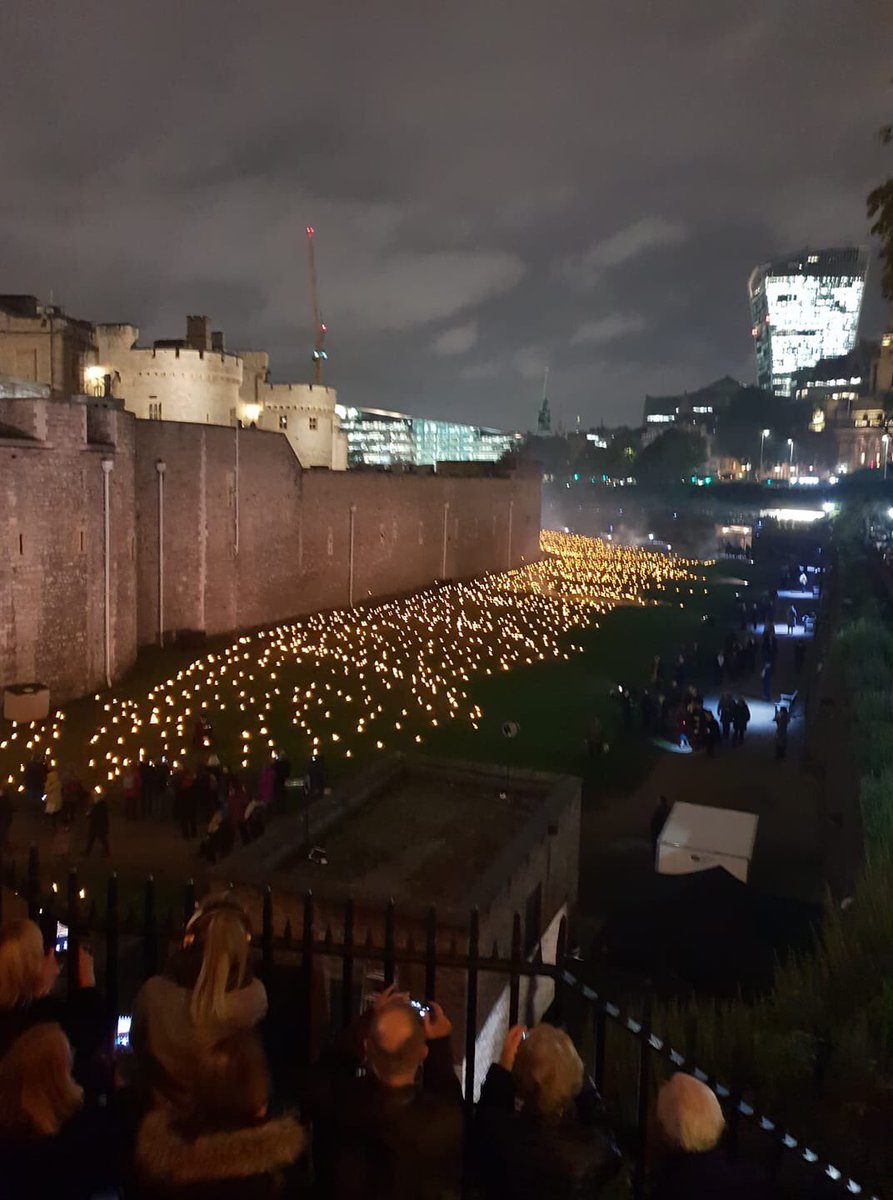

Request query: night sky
[{"left": 0, "top": 1, "right": 889, "bottom": 430}]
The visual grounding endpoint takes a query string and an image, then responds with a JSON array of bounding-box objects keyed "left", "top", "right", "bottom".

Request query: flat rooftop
[{"left": 221, "top": 756, "right": 578, "bottom": 917}]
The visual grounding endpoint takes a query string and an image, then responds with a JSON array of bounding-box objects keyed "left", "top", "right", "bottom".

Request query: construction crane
[{"left": 305, "top": 225, "right": 328, "bottom": 385}]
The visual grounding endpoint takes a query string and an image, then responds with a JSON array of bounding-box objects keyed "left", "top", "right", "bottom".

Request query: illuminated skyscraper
[{"left": 748, "top": 247, "right": 867, "bottom": 396}]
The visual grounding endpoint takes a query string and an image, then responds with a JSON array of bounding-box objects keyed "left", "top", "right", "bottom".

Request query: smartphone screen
[
  {"left": 55, "top": 922, "right": 68, "bottom": 954},
  {"left": 115, "top": 1014, "right": 132, "bottom": 1049}
]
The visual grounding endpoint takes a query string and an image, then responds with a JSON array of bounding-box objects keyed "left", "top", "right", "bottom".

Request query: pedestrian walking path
[{"left": 579, "top": 616, "right": 825, "bottom": 938}]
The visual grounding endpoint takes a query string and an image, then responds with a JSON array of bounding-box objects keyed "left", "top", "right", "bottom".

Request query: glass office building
[
  {"left": 335, "top": 404, "right": 518, "bottom": 467},
  {"left": 748, "top": 247, "right": 867, "bottom": 396}
]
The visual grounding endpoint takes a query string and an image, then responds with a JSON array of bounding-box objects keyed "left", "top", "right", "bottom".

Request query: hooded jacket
[{"left": 134, "top": 1108, "right": 305, "bottom": 1200}]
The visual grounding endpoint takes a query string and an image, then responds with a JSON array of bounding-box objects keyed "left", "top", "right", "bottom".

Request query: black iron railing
[{"left": 0, "top": 847, "right": 880, "bottom": 1200}]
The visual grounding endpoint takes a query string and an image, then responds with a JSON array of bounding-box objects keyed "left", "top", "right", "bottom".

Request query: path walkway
[{"left": 578, "top": 612, "right": 827, "bottom": 944}]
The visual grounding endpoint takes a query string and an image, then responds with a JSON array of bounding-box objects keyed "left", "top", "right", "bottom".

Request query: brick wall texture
[{"left": 0, "top": 399, "right": 541, "bottom": 704}]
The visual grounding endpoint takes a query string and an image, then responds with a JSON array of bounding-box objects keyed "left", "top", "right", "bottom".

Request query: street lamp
[
  {"left": 883, "top": 433, "right": 890, "bottom": 482},
  {"left": 787, "top": 437, "right": 794, "bottom": 479},
  {"left": 759, "top": 429, "right": 770, "bottom": 478}
]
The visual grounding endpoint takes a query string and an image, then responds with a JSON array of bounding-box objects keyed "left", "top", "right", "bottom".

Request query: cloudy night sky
[{"left": 0, "top": 1, "right": 890, "bottom": 431}]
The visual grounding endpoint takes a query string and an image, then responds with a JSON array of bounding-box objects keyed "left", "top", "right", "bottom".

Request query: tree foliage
[
  {"left": 867, "top": 122, "right": 893, "bottom": 300},
  {"left": 634, "top": 428, "right": 705, "bottom": 485}
]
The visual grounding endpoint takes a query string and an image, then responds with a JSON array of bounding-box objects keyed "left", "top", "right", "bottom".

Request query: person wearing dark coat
[
  {"left": 0, "top": 1022, "right": 116, "bottom": 1200},
  {"left": 305, "top": 986, "right": 463, "bottom": 1200},
  {"left": 731, "top": 697, "right": 750, "bottom": 746},
  {"left": 652, "top": 1072, "right": 762, "bottom": 1199},
  {"left": 718, "top": 692, "right": 734, "bottom": 741},
  {"left": 475, "top": 1023, "right": 621, "bottom": 1200},
  {"left": 133, "top": 1032, "right": 304, "bottom": 1200},
  {"left": 85, "top": 791, "right": 111, "bottom": 856}
]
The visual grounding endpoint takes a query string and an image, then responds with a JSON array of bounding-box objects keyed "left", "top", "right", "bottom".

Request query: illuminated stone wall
[
  {"left": 0, "top": 396, "right": 137, "bottom": 703},
  {"left": 0, "top": 395, "right": 540, "bottom": 704},
  {"left": 135, "top": 419, "right": 541, "bottom": 644}
]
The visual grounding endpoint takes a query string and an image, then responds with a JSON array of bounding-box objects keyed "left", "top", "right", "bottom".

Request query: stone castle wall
[
  {"left": 0, "top": 397, "right": 137, "bottom": 702},
  {"left": 0, "top": 398, "right": 541, "bottom": 705}
]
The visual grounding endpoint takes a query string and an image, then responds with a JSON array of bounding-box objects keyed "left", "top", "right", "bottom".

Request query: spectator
[
  {"left": 175, "top": 769, "right": 198, "bottom": 840},
  {"left": 272, "top": 751, "right": 292, "bottom": 813},
  {"left": 774, "top": 705, "right": 790, "bottom": 760},
  {"left": 787, "top": 605, "right": 798, "bottom": 635},
  {"left": 85, "top": 790, "right": 111, "bottom": 857},
  {"left": 703, "top": 713, "right": 720, "bottom": 758},
  {"left": 717, "top": 693, "right": 734, "bottom": 742},
  {"left": 134, "top": 1032, "right": 305, "bottom": 1199},
  {"left": 132, "top": 895, "right": 267, "bottom": 1115},
  {"left": 731, "top": 697, "right": 750, "bottom": 747},
  {"left": 140, "top": 759, "right": 157, "bottom": 820},
  {"left": 44, "top": 766, "right": 62, "bottom": 825},
  {"left": 23, "top": 755, "right": 47, "bottom": 806},
  {"left": 476, "top": 1022, "right": 621, "bottom": 1200},
  {"left": 122, "top": 764, "right": 141, "bottom": 820},
  {"left": 0, "top": 1022, "right": 115, "bottom": 1200},
  {"left": 306, "top": 985, "right": 462, "bottom": 1200},
  {"left": 652, "top": 1072, "right": 760, "bottom": 1199},
  {"left": 0, "top": 918, "right": 105, "bottom": 1095}
]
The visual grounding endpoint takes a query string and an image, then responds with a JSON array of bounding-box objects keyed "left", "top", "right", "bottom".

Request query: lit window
[{"left": 279, "top": 414, "right": 288, "bottom": 430}]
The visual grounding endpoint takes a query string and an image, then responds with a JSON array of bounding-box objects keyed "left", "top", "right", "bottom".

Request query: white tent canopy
[{"left": 657, "top": 801, "right": 759, "bottom": 884}]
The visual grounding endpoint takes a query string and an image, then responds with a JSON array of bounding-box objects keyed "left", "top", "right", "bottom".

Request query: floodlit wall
[
  {"left": 0, "top": 397, "right": 137, "bottom": 702},
  {"left": 0, "top": 396, "right": 540, "bottom": 703}
]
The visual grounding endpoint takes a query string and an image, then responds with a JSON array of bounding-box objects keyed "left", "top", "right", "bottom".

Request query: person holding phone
[
  {"left": 305, "top": 985, "right": 462, "bottom": 1200},
  {"left": 475, "top": 1023, "right": 621, "bottom": 1199},
  {"left": 0, "top": 918, "right": 106, "bottom": 1098}
]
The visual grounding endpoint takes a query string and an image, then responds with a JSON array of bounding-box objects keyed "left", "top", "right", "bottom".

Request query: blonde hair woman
[
  {"left": 0, "top": 918, "right": 98, "bottom": 1076},
  {"left": 0, "top": 918, "right": 57, "bottom": 1011},
  {"left": 476, "top": 1023, "right": 620, "bottom": 1199},
  {"left": 0, "top": 1023, "right": 114, "bottom": 1199},
  {"left": 132, "top": 894, "right": 267, "bottom": 1113}
]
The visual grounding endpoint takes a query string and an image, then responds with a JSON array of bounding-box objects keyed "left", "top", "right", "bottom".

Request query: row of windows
[{"left": 279, "top": 414, "right": 319, "bottom": 431}]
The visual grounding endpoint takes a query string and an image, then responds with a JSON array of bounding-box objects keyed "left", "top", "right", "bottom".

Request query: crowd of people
[
  {"left": 603, "top": 567, "right": 814, "bottom": 764},
  {"left": 0, "top": 894, "right": 769, "bottom": 1198},
  {"left": 4, "top": 718, "right": 331, "bottom": 872}
]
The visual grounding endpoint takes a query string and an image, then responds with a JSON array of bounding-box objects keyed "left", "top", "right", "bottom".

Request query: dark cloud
[{"left": 0, "top": 0, "right": 889, "bottom": 428}]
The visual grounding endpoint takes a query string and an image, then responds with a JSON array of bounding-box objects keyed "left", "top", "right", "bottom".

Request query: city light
[{"left": 0, "top": 533, "right": 706, "bottom": 793}]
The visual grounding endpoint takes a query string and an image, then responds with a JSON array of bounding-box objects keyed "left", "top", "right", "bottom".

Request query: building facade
[
  {"left": 748, "top": 247, "right": 867, "bottom": 397},
  {"left": 0, "top": 295, "right": 99, "bottom": 397},
  {"left": 336, "top": 404, "right": 518, "bottom": 467}
]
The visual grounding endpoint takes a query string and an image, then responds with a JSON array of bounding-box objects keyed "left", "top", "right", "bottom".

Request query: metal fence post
[
  {"left": 66, "top": 867, "right": 80, "bottom": 997},
  {"left": 508, "top": 912, "right": 521, "bottom": 1026},
  {"left": 633, "top": 989, "right": 653, "bottom": 1200},
  {"left": 341, "top": 898, "right": 355, "bottom": 1028},
  {"left": 300, "top": 892, "right": 314, "bottom": 1069},
  {"left": 383, "top": 899, "right": 396, "bottom": 988},
  {"left": 27, "top": 844, "right": 39, "bottom": 920},
  {"left": 262, "top": 887, "right": 274, "bottom": 984},
  {"left": 143, "top": 876, "right": 158, "bottom": 980},
  {"left": 106, "top": 874, "right": 119, "bottom": 1025},
  {"left": 425, "top": 907, "right": 437, "bottom": 1002}
]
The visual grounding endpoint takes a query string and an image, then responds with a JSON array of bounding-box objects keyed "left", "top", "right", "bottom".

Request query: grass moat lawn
[{"left": 0, "top": 534, "right": 755, "bottom": 905}]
